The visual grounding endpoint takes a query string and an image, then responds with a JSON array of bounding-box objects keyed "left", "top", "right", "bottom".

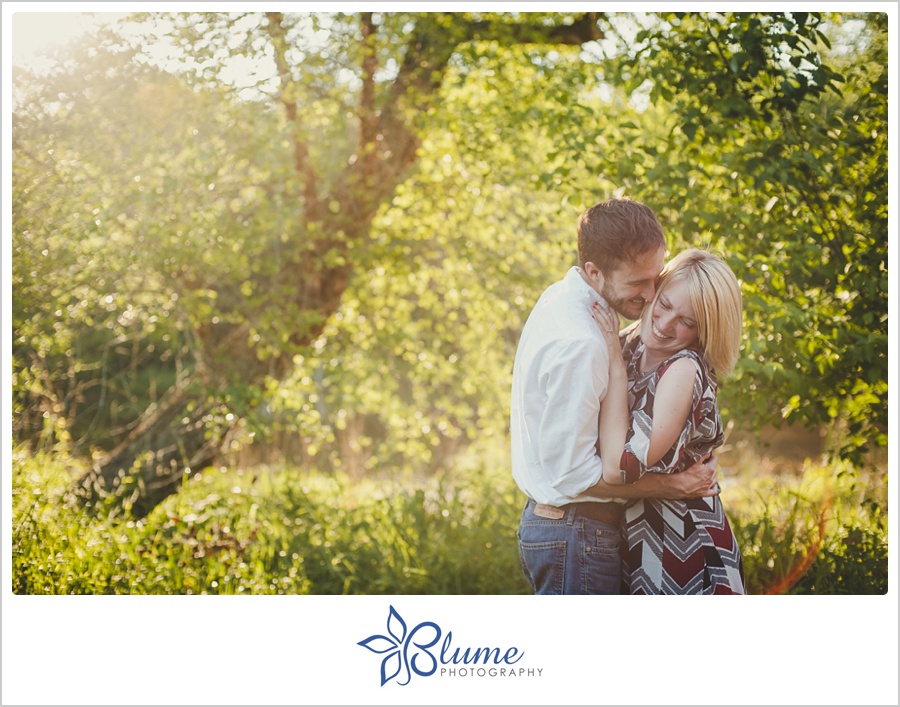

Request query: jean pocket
[
  {"left": 590, "top": 525, "right": 621, "bottom": 556},
  {"left": 518, "top": 540, "right": 567, "bottom": 595}
]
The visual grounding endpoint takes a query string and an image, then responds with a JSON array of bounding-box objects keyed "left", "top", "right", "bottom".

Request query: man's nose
[{"left": 640, "top": 283, "right": 656, "bottom": 304}]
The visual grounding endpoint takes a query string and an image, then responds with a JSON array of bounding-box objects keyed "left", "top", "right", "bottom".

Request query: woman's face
[{"left": 639, "top": 275, "right": 700, "bottom": 361}]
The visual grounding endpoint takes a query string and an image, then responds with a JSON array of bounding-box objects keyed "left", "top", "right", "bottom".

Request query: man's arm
[{"left": 583, "top": 455, "right": 720, "bottom": 500}]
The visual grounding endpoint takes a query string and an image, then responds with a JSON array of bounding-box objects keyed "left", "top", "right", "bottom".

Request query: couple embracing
[{"left": 510, "top": 197, "right": 745, "bottom": 595}]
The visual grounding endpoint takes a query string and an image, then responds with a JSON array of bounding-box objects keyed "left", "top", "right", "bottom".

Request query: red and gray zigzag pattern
[
  {"left": 618, "top": 338, "right": 745, "bottom": 594},
  {"left": 623, "top": 496, "right": 745, "bottom": 594}
]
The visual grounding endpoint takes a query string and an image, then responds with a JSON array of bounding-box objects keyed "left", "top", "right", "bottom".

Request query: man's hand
[
  {"left": 657, "top": 455, "right": 719, "bottom": 499},
  {"left": 583, "top": 454, "right": 720, "bottom": 501}
]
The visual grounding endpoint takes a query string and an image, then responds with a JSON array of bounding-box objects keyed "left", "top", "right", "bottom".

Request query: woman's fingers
[{"left": 591, "top": 301, "right": 615, "bottom": 333}]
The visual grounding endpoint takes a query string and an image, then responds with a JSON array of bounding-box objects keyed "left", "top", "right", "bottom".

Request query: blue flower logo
[{"left": 357, "top": 605, "right": 441, "bottom": 686}]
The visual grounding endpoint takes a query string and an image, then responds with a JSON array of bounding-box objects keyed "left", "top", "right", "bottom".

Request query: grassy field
[{"left": 11, "top": 443, "right": 888, "bottom": 595}]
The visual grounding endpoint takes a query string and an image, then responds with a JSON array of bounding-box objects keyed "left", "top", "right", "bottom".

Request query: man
[{"left": 510, "top": 198, "right": 719, "bottom": 594}]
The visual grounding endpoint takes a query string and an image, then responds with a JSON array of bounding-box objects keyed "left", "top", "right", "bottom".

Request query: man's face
[{"left": 592, "top": 246, "right": 666, "bottom": 321}]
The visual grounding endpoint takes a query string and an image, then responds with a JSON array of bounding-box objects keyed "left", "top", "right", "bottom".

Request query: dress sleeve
[{"left": 620, "top": 351, "right": 712, "bottom": 483}]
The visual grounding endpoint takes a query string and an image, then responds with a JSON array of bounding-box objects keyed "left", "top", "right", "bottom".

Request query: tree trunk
[
  {"left": 75, "top": 376, "right": 231, "bottom": 516},
  {"left": 74, "top": 12, "right": 604, "bottom": 515}
]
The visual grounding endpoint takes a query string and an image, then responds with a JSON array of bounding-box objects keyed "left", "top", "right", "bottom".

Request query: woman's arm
[
  {"left": 591, "top": 302, "right": 629, "bottom": 485},
  {"left": 591, "top": 303, "right": 698, "bottom": 483},
  {"left": 597, "top": 358, "right": 629, "bottom": 484},
  {"left": 642, "top": 357, "right": 697, "bottom": 465}
]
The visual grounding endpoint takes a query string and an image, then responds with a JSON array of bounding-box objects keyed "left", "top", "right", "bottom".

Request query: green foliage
[
  {"left": 12, "top": 44, "right": 301, "bottom": 455},
  {"left": 793, "top": 520, "right": 888, "bottom": 595},
  {"left": 13, "top": 446, "right": 887, "bottom": 595},
  {"left": 12, "top": 446, "right": 530, "bottom": 595},
  {"left": 545, "top": 12, "right": 888, "bottom": 463},
  {"left": 11, "top": 12, "right": 888, "bottom": 509},
  {"left": 266, "top": 123, "right": 575, "bottom": 475},
  {"left": 11, "top": 13, "right": 593, "bottom": 480},
  {"left": 725, "top": 459, "right": 887, "bottom": 595}
]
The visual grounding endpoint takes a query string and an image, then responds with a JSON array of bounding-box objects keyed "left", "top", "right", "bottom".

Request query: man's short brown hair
[{"left": 577, "top": 198, "right": 667, "bottom": 275}]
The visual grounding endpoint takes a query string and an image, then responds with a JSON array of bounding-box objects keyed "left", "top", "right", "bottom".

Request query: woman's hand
[{"left": 591, "top": 301, "right": 624, "bottom": 362}]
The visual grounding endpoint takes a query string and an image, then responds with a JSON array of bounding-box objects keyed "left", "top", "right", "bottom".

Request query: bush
[
  {"left": 724, "top": 459, "right": 888, "bottom": 595},
  {"left": 11, "top": 445, "right": 531, "bottom": 595},
  {"left": 12, "top": 446, "right": 886, "bottom": 595}
]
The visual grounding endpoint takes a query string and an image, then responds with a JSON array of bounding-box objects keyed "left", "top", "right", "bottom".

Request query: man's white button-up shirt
[{"left": 510, "top": 266, "right": 613, "bottom": 507}]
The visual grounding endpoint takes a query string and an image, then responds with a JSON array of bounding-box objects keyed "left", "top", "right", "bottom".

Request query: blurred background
[{"left": 9, "top": 10, "right": 889, "bottom": 594}]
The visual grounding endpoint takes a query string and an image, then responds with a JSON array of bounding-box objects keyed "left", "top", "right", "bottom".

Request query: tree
[
  {"left": 14, "top": 12, "right": 605, "bottom": 514},
  {"left": 13, "top": 11, "right": 886, "bottom": 518},
  {"left": 13, "top": 41, "right": 298, "bottom": 510}
]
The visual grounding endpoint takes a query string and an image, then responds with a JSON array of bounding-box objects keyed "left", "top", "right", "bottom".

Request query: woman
[{"left": 591, "top": 248, "right": 745, "bottom": 594}]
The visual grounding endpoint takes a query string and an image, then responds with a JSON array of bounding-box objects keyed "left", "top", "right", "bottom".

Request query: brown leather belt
[
  {"left": 566, "top": 501, "right": 622, "bottom": 525},
  {"left": 533, "top": 500, "right": 622, "bottom": 525}
]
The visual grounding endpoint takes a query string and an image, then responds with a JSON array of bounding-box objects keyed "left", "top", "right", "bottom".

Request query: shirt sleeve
[{"left": 536, "top": 337, "right": 610, "bottom": 499}]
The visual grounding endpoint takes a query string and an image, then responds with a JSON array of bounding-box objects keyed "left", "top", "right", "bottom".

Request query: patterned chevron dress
[{"left": 618, "top": 335, "right": 745, "bottom": 595}]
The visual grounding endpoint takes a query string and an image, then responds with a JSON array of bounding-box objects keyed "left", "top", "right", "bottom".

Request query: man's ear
[{"left": 583, "top": 261, "right": 604, "bottom": 286}]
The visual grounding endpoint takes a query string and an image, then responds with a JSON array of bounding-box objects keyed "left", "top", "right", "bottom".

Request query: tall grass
[
  {"left": 11, "top": 446, "right": 531, "bottom": 595},
  {"left": 723, "top": 453, "right": 888, "bottom": 594},
  {"left": 11, "top": 444, "right": 888, "bottom": 594}
]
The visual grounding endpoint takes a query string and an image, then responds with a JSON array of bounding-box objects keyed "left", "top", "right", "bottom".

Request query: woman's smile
[
  {"left": 640, "top": 276, "right": 699, "bottom": 365},
  {"left": 651, "top": 320, "right": 673, "bottom": 340}
]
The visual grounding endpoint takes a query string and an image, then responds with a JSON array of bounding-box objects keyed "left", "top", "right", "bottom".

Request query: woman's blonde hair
[{"left": 645, "top": 248, "right": 743, "bottom": 377}]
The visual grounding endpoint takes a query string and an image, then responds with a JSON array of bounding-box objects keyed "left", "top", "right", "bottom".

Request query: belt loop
[{"left": 566, "top": 504, "right": 577, "bottom": 526}]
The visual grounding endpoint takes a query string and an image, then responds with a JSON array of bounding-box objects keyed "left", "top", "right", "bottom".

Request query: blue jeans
[{"left": 517, "top": 498, "right": 622, "bottom": 594}]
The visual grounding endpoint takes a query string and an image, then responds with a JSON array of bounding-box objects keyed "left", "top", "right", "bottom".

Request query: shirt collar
[{"left": 566, "top": 266, "right": 602, "bottom": 305}]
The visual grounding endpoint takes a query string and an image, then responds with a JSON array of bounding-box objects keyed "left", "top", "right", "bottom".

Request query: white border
[{"left": 3, "top": 3, "right": 897, "bottom": 705}]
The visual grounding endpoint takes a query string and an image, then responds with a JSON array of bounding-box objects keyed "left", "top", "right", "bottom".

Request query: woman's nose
[{"left": 656, "top": 311, "right": 674, "bottom": 332}]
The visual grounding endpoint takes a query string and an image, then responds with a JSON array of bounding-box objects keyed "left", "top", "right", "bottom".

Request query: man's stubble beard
[{"left": 600, "top": 282, "right": 645, "bottom": 322}]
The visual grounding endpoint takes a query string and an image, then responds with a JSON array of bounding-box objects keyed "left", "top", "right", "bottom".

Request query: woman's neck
[{"left": 639, "top": 348, "right": 667, "bottom": 372}]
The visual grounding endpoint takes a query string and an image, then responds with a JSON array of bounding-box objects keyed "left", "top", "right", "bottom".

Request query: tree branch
[
  {"left": 283, "top": 12, "right": 609, "bottom": 353},
  {"left": 265, "top": 12, "right": 321, "bottom": 220},
  {"left": 369, "top": 12, "right": 604, "bottom": 205},
  {"left": 469, "top": 12, "right": 604, "bottom": 46},
  {"left": 358, "top": 12, "right": 378, "bottom": 176}
]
